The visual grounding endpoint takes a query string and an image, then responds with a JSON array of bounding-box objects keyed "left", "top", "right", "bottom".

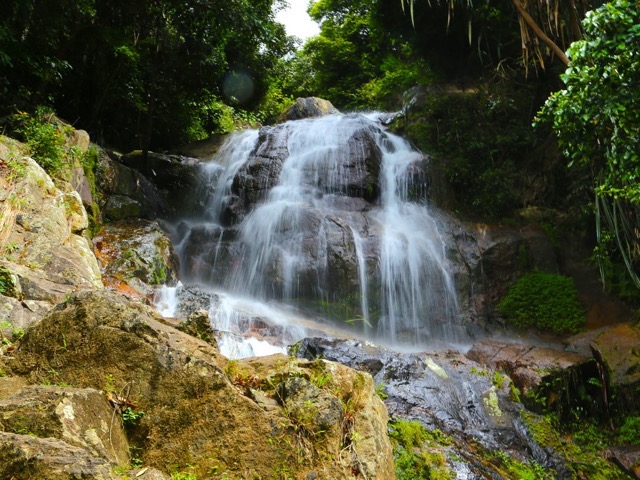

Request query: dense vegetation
[
  {"left": 1, "top": 0, "right": 292, "bottom": 151},
  {"left": 498, "top": 272, "right": 585, "bottom": 334}
]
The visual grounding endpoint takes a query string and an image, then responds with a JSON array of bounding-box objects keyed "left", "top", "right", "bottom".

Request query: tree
[
  {"left": 401, "top": 0, "right": 600, "bottom": 74},
  {"left": 538, "top": 0, "right": 640, "bottom": 288},
  {"left": 0, "top": 0, "right": 291, "bottom": 151}
]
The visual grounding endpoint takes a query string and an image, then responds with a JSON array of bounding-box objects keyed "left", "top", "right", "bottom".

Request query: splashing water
[{"left": 166, "top": 113, "right": 465, "bottom": 355}]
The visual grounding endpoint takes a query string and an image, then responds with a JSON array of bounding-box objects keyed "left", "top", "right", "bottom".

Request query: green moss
[
  {"left": 498, "top": 271, "right": 585, "bottom": 334},
  {"left": 389, "top": 419, "right": 454, "bottom": 480},
  {"left": 521, "top": 411, "right": 629, "bottom": 479}
]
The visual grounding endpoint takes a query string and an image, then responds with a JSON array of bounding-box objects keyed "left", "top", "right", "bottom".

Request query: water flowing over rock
[{"left": 173, "top": 112, "right": 463, "bottom": 347}]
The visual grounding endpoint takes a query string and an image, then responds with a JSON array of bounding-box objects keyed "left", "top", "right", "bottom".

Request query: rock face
[
  {"left": 279, "top": 97, "right": 339, "bottom": 121},
  {"left": 93, "top": 219, "right": 179, "bottom": 299},
  {"left": 568, "top": 323, "right": 640, "bottom": 415},
  {"left": 8, "top": 290, "right": 394, "bottom": 480},
  {"left": 0, "top": 138, "right": 103, "bottom": 331},
  {"left": 0, "top": 386, "right": 129, "bottom": 465},
  {"left": 294, "top": 337, "right": 574, "bottom": 478}
]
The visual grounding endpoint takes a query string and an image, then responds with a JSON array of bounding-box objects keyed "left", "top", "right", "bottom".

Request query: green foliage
[
  {"left": 489, "top": 450, "right": 551, "bottom": 480},
  {"left": 498, "top": 271, "right": 585, "bottom": 334},
  {"left": 0, "top": 0, "right": 292, "bottom": 151},
  {"left": 397, "top": 84, "right": 535, "bottom": 219},
  {"left": 389, "top": 419, "right": 453, "bottom": 480},
  {"left": 121, "top": 407, "right": 145, "bottom": 427},
  {"left": 618, "top": 416, "right": 640, "bottom": 445},
  {"left": 538, "top": 0, "right": 640, "bottom": 288},
  {"left": 14, "top": 107, "right": 68, "bottom": 176},
  {"left": 522, "top": 412, "right": 630, "bottom": 479},
  {"left": 0, "top": 267, "right": 11, "bottom": 295}
]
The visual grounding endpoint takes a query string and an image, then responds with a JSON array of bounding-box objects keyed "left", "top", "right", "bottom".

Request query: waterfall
[{"left": 170, "top": 113, "right": 465, "bottom": 353}]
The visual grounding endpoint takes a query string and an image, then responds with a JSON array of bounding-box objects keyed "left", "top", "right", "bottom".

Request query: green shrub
[
  {"left": 498, "top": 271, "right": 585, "bottom": 334},
  {"left": 618, "top": 416, "right": 640, "bottom": 445},
  {"left": 15, "top": 107, "right": 69, "bottom": 176}
]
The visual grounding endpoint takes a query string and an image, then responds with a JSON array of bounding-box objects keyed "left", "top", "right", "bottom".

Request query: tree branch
[{"left": 511, "top": 0, "right": 570, "bottom": 66}]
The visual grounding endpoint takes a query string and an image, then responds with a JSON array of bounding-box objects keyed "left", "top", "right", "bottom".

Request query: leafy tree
[
  {"left": 0, "top": 0, "right": 292, "bottom": 151},
  {"left": 538, "top": 0, "right": 640, "bottom": 288}
]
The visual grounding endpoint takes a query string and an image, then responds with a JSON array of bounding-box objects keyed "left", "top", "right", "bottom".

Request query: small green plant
[
  {"left": 498, "top": 271, "right": 585, "bottom": 334},
  {"left": 389, "top": 419, "right": 454, "bottom": 480},
  {"left": 375, "top": 382, "right": 388, "bottom": 400},
  {"left": 618, "top": 416, "right": 640, "bottom": 445},
  {"left": 122, "top": 406, "right": 145, "bottom": 427}
]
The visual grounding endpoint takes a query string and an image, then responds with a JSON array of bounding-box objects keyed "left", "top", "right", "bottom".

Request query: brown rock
[
  {"left": 279, "top": 97, "right": 339, "bottom": 122},
  {"left": 466, "top": 339, "right": 590, "bottom": 395},
  {"left": 9, "top": 290, "right": 394, "bottom": 479},
  {"left": 0, "top": 386, "right": 129, "bottom": 465},
  {"left": 0, "top": 432, "right": 120, "bottom": 480}
]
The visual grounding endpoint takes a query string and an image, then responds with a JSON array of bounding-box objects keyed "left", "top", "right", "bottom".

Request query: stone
[
  {"left": 93, "top": 219, "right": 179, "bottom": 298},
  {"left": 606, "top": 446, "right": 640, "bottom": 479},
  {"left": 0, "top": 432, "right": 120, "bottom": 480},
  {"left": 8, "top": 290, "right": 394, "bottom": 479},
  {"left": 0, "top": 385, "right": 129, "bottom": 465},
  {"left": 279, "top": 97, "right": 339, "bottom": 122},
  {"left": 0, "top": 150, "right": 103, "bottom": 331},
  {"left": 293, "top": 337, "right": 574, "bottom": 477},
  {"left": 590, "top": 323, "right": 640, "bottom": 413}
]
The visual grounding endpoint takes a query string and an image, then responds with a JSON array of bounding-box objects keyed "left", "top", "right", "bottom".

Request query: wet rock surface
[
  {"left": 93, "top": 218, "right": 179, "bottom": 299},
  {"left": 294, "top": 337, "right": 574, "bottom": 478}
]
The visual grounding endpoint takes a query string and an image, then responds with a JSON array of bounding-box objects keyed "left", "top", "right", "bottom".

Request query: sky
[{"left": 275, "top": 0, "right": 320, "bottom": 42}]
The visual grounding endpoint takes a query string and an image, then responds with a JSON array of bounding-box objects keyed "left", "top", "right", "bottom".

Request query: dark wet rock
[
  {"left": 451, "top": 222, "right": 559, "bottom": 325},
  {"left": 293, "top": 337, "right": 573, "bottom": 477},
  {"left": 606, "top": 445, "right": 640, "bottom": 479},
  {"left": 118, "top": 151, "right": 200, "bottom": 217},
  {"left": 98, "top": 151, "right": 169, "bottom": 219},
  {"left": 93, "top": 219, "right": 178, "bottom": 298},
  {"left": 279, "top": 97, "right": 339, "bottom": 121},
  {"left": 103, "top": 194, "right": 142, "bottom": 220}
]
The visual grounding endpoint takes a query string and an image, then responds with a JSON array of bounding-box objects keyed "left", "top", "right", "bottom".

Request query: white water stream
[{"left": 157, "top": 113, "right": 465, "bottom": 358}]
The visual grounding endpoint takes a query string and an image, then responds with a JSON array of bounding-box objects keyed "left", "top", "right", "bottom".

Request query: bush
[
  {"left": 498, "top": 271, "right": 585, "bottom": 334},
  {"left": 618, "top": 416, "right": 640, "bottom": 445},
  {"left": 14, "top": 107, "right": 69, "bottom": 176}
]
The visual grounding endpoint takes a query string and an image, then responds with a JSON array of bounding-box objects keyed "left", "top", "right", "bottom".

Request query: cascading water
[{"left": 167, "top": 112, "right": 465, "bottom": 356}]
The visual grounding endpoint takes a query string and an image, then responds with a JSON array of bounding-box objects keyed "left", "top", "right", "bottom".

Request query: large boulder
[
  {"left": 279, "top": 97, "right": 339, "bottom": 122},
  {"left": 97, "top": 151, "right": 169, "bottom": 220},
  {"left": 8, "top": 290, "right": 394, "bottom": 479},
  {"left": 0, "top": 386, "right": 129, "bottom": 465},
  {"left": 0, "top": 141, "right": 103, "bottom": 331}
]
